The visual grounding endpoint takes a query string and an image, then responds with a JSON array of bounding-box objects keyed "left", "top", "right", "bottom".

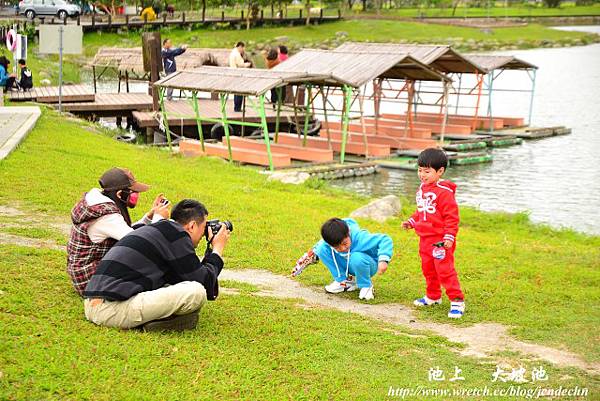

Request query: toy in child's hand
[
  {"left": 291, "top": 249, "right": 319, "bottom": 277},
  {"left": 432, "top": 241, "right": 445, "bottom": 248}
]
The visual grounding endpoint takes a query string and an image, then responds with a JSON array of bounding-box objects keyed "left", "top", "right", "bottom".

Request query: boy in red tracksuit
[{"left": 402, "top": 148, "right": 465, "bottom": 318}]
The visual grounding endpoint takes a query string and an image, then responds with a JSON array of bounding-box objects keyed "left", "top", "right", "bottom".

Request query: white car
[{"left": 19, "top": 0, "right": 81, "bottom": 20}]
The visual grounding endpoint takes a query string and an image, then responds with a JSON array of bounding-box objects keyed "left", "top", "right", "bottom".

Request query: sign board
[
  {"left": 39, "top": 25, "right": 83, "bottom": 55},
  {"left": 15, "top": 34, "right": 27, "bottom": 60}
]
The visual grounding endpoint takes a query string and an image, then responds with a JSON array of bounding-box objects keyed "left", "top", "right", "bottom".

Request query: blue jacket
[
  {"left": 0, "top": 65, "right": 8, "bottom": 86},
  {"left": 161, "top": 47, "right": 186, "bottom": 74},
  {"left": 313, "top": 218, "right": 393, "bottom": 264}
]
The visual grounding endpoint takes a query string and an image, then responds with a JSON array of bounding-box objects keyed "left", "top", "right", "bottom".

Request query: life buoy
[{"left": 5, "top": 29, "right": 16, "bottom": 52}]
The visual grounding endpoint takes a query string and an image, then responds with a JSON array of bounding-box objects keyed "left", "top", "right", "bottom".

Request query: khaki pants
[{"left": 84, "top": 281, "right": 207, "bottom": 329}]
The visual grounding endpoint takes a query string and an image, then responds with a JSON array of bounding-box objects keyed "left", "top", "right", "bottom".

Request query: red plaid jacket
[{"left": 66, "top": 195, "right": 122, "bottom": 295}]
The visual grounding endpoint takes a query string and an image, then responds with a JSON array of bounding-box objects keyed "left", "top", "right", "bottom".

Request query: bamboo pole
[
  {"left": 258, "top": 94, "right": 275, "bottom": 171},
  {"left": 302, "top": 84, "right": 312, "bottom": 146},
  {"left": 275, "top": 86, "right": 282, "bottom": 143},
  {"left": 340, "top": 85, "right": 352, "bottom": 164},
  {"left": 158, "top": 87, "right": 173, "bottom": 151},
  {"left": 320, "top": 85, "right": 331, "bottom": 149},
  {"left": 358, "top": 86, "right": 368, "bottom": 157},
  {"left": 219, "top": 93, "right": 233, "bottom": 162},
  {"left": 191, "top": 91, "right": 205, "bottom": 151}
]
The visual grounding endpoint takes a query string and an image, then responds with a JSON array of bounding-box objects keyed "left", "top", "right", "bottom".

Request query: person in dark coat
[
  {"left": 161, "top": 38, "right": 187, "bottom": 101},
  {"left": 17, "top": 59, "right": 33, "bottom": 91}
]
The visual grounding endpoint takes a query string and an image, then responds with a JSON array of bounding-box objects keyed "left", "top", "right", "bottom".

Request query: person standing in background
[{"left": 228, "top": 42, "right": 252, "bottom": 112}]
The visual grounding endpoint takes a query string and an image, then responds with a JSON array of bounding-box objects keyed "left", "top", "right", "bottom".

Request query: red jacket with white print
[{"left": 408, "top": 180, "right": 459, "bottom": 243}]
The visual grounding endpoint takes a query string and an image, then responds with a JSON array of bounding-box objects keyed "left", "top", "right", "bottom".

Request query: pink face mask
[{"left": 127, "top": 191, "right": 139, "bottom": 208}]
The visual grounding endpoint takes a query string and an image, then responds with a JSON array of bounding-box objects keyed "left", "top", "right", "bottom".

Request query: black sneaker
[{"left": 142, "top": 311, "right": 199, "bottom": 332}]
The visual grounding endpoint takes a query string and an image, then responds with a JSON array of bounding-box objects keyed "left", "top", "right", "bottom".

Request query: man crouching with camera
[{"left": 83, "top": 199, "right": 232, "bottom": 332}]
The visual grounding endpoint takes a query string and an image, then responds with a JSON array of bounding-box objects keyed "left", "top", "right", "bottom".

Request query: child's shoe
[
  {"left": 325, "top": 278, "right": 358, "bottom": 294},
  {"left": 413, "top": 296, "right": 442, "bottom": 307},
  {"left": 448, "top": 300, "right": 465, "bottom": 319},
  {"left": 358, "top": 285, "right": 375, "bottom": 300}
]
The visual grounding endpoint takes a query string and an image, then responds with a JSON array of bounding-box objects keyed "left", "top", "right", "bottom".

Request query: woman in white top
[{"left": 66, "top": 167, "right": 170, "bottom": 295}]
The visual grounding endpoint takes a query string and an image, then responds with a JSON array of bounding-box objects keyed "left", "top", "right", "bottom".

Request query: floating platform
[
  {"left": 382, "top": 150, "right": 493, "bottom": 169},
  {"left": 277, "top": 162, "right": 380, "bottom": 180},
  {"left": 476, "top": 126, "right": 571, "bottom": 139},
  {"left": 7, "top": 85, "right": 95, "bottom": 103}
]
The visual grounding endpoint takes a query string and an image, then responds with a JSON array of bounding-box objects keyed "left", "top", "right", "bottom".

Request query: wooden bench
[
  {"left": 276, "top": 133, "right": 390, "bottom": 157},
  {"left": 228, "top": 137, "right": 334, "bottom": 162},
  {"left": 179, "top": 139, "right": 291, "bottom": 167}
]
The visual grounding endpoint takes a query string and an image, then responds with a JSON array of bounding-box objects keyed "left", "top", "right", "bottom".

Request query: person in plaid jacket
[{"left": 66, "top": 168, "right": 169, "bottom": 295}]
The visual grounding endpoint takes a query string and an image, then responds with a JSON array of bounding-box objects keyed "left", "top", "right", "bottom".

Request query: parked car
[{"left": 19, "top": 0, "right": 81, "bottom": 20}]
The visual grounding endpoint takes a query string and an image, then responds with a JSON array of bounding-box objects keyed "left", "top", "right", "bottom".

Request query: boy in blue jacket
[{"left": 292, "top": 218, "right": 393, "bottom": 300}]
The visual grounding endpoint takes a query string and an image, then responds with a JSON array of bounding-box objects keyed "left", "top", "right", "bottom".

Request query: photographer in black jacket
[{"left": 83, "top": 199, "right": 231, "bottom": 332}]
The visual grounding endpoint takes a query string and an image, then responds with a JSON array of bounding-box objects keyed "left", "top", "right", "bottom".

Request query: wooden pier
[{"left": 7, "top": 85, "right": 94, "bottom": 103}]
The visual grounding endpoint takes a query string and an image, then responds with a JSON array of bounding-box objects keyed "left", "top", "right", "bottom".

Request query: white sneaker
[
  {"left": 413, "top": 296, "right": 442, "bottom": 307},
  {"left": 359, "top": 286, "right": 375, "bottom": 300},
  {"left": 325, "top": 279, "right": 358, "bottom": 294},
  {"left": 448, "top": 301, "right": 465, "bottom": 319}
]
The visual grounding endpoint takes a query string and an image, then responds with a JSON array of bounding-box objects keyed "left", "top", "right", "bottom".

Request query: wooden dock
[
  {"left": 132, "top": 99, "right": 298, "bottom": 128},
  {"left": 60, "top": 93, "right": 154, "bottom": 117},
  {"left": 7, "top": 85, "right": 95, "bottom": 103}
]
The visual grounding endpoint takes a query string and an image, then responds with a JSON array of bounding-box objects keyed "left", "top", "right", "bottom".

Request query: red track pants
[{"left": 419, "top": 236, "right": 464, "bottom": 301}]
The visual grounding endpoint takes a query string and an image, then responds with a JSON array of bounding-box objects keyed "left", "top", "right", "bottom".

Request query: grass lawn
[
  {"left": 0, "top": 109, "right": 598, "bottom": 398},
  {"left": 355, "top": 3, "right": 600, "bottom": 18},
  {"left": 2, "top": 19, "right": 596, "bottom": 86},
  {"left": 2, "top": 244, "right": 596, "bottom": 400}
]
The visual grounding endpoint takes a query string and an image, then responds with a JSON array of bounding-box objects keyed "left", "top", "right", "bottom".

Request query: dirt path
[
  {"left": 220, "top": 269, "right": 600, "bottom": 376},
  {"left": 1, "top": 204, "right": 598, "bottom": 375}
]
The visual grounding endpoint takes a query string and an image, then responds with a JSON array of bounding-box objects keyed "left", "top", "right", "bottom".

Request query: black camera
[{"left": 205, "top": 219, "right": 233, "bottom": 239}]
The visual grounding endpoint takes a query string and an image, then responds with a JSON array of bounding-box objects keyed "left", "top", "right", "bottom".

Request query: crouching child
[{"left": 292, "top": 218, "right": 393, "bottom": 300}]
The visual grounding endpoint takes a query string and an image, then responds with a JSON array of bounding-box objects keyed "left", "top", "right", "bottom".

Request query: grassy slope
[
  {"left": 356, "top": 3, "right": 600, "bottom": 17},
  {"left": 3, "top": 245, "right": 597, "bottom": 400},
  {"left": 3, "top": 19, "right": 595, "bottom": 86},
  {"left": 81, "top": 20, "right": 594, "bottom": 54},
  {"left": 0, "top": 109, "right": 598, "bottom": 368}
]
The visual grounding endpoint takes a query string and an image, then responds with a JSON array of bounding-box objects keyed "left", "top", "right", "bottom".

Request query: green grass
[
  {"left": 0, "top": 108, "right": 599, "bottom": 368},
  {"left": 356, "top": 3, "right": 600, "bottom": 18},
  {"left": 5, "top": 18, "right": 597, "bottom": 86},
  {"left": 0, "top": 109, "right": 598, "bottom": 398},
  {"left": 3, "top": 244, "right": 597, "bottom": 400}
]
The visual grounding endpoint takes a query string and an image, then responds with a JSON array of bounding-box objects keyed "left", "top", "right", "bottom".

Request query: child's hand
[
  {"left": 401, "top": 221, "right": 412, "bottom": 230},
  {"left": 377, "top": 261, "right": 388, "bottom": 275},
  {"left": 443, "top": 239, "right": 454, "bottom": 249}
]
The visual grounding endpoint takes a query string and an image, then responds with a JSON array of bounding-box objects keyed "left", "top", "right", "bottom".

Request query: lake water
[{"left": 330, "top": 29, "right": 600, "bottom": 236}]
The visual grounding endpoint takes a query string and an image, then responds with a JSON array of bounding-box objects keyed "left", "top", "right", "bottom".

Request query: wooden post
[
  {"left": 125, "top": 71, "right": 130, "bottom": 93},
  {"left": 320, "top": 8, "right": 323, "bottom": 20},
  {"left": 182, "top": 11, "right": 185, "bottom": 24},
  {"left": 241, "top": 10, "right": 244, "bottom": 19},
  {"left": 77, "top": 15, "right": 80, "bottom": 25},
  {"left": 221, "top": 11, "right": 225, "bottom": 21},
  {"left": 338, "top": 9, "right": 341, "bottom": 18},
  {"left": 299, "top": 9, "right": 302, "bottom": 19},
  {"left": 163, "top": 13, "right": 167, "bottom": 25},
  {"left": 92, "top": 65, "right": 97, "bottom": 93},
  {"left": 260, "top": 10, "right": 264, "bottom": 20},
  {"left": 92, "top": 13, "right": 95, "bottom": 27},
  {"left": 143, "top": 32, "right": 163, "bottom": 112},
  {"left": 108, "top": 14, "right": 112, "bottom": 28},
  {"left": 144, "top": 13, "right": 148, "bottom": 25},
  {"left": 125, "top": 14, "right": 129, "bottom": 28}
]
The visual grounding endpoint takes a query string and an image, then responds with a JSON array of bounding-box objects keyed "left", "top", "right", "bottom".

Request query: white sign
[{"left": 38, "top": 25, "right": 82, "bottom": 55}]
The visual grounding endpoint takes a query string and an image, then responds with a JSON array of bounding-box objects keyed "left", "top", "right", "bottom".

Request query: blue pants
[{"left": 319, "top": 251, "right": 377, "bottom": 289}]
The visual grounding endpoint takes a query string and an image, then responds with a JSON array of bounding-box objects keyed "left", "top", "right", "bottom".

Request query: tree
[{"left": 543, "top": 0, "right": 561, "bottom": 7}]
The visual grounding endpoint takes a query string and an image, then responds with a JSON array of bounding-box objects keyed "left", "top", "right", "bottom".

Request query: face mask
[
  {"left": 119, "top": 190, "right": 139, "bottom": 208},
  {"left": 127, "top": 191, "right": 139, "bottom": 208}
]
